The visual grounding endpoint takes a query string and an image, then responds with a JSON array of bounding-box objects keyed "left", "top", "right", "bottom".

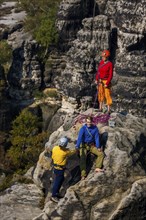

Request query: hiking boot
[
  {"left": 56, "top": 194, "right": 63, "bottom": 199},
  {"left": 50, "top": 197, "right": 60, "bottom": 203}
]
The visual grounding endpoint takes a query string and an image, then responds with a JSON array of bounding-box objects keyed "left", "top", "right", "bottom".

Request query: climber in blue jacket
[{"left": 76, "top": 116, "right": 104, "bottom": 179}]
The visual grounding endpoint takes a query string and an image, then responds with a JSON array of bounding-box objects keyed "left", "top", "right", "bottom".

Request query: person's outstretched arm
[{"left": 76, "top": 126, "right": 84, "bottom": 149}]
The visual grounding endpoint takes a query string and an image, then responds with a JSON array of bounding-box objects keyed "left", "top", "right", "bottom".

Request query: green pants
[{"left": 80, "top": 144, "right": 104, "bottom": 177}]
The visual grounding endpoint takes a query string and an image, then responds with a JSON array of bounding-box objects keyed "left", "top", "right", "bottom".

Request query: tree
[
  {"left": 18, "top": 0, "right": 61, "bottom": 59},
  {"left": 0, "top": 40, "right": 12, "bottom": 66},
  {"left": 6, "top": 109, "right": 48, "bottom": 172},
  {"left": 35, "top": 15, "right": 59, "bottom": 57}
]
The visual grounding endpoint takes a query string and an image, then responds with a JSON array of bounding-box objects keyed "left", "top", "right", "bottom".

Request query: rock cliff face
[
  {"left": 1, "top": 0, "right": 145, "bottom": 116},
  {"left": 0, "top": 2, "right": 146, "bottom": 219},
  {"left": 50, "top": 0, "right": 146, "bottom": 116},
  {"left": 54, "top": 15, "right": 111, "bottom": 98},
  {"left": 7, "top": 41, "right": 42, "bottom": 100},
  {"left": 104, "top": 0, "right": 146, "bottom": 116},
  {"left": 57, "top": 0, "right": 98, "bottom": 51},
  {"left": 32, "top": 111, "right": 146, "bottom": 220},
  {"left": 0, "top": 1, "right": 43, "bottom": 132},
  {"left": 0, "top": 1, "right": 42, "bottom": 101},
  {"left": 0, "top": 183, "right": 43, "bottom": 220},
  {"left": 0, "top": 107, "right": 146, "bottom": 219}
]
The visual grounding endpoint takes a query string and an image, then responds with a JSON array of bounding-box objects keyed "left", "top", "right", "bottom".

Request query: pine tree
[
  {"left": 6, "top": 109, "right": 48, "bottom": 172},
  {"left": 0, "top": 40, "right": 12, "bottom": 65},
  {"left": 18, "top": 0, "right": 61, "bottom": 59}
]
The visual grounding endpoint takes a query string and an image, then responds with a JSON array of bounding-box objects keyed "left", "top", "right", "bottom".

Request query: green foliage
[
  {"left": 0, "top": 0, "right": 4, "bottom": 4},
  {"left": 33, "top": 88, "right": 59, "bottom": 100},
  {"left": 0, "top": 174, "right": 33, "bottom": 192},
  {"left": 18, "top": 0, "right": 58, "bottom": 17},
  {"left": 43, "top": 88, "right": 59, "bottom": 98},
  {"left": 0, "top": 40, "right": 12, "bottom": 66},
  {"left": 0, "top": 78, "right": 7, "bottom": 95},
  {"left": 18, "top": 0, "right": 61, "bottom": 58},
  {"left": 10, "top": 109, "right": 39, "bottom": 138},
  {"left": 0, "top": 174, "right": 13, "bottom": 192},
  {"left": 33, "top": 90, "right": 45, "bottom": 99},
  {"left": 6, "top": 109, "right": 48, "bottom": 171},
  {"left": 34, "top": 15, "right": 58, "bottom": 48}
]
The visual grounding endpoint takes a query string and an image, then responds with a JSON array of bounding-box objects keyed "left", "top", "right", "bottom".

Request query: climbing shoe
[
  {"left": 50, "top": 197, "right": 60, "bottom": 203},
  {"left": 56, "top": 194, "right": 63, "bottom": 199}
]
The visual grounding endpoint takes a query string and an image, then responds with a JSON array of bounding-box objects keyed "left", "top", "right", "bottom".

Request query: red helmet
[{"left": 101, "top": 50, "right": 110, "bottom": 57}]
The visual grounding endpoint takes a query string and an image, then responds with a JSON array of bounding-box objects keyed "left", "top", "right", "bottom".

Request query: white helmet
[{"left": 59, "top": 136, "right": 68, "bottom": 147}]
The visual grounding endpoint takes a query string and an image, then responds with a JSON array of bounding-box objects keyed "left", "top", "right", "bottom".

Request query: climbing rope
[
  {"left": 73, "top": 112, "right": 110, "bottom": 131},
  {"left": 91, "top": 0, "right": 96, "bottom": 40},
  {"left": 72, "top": 0, "right": 113, "bottom": 129}
]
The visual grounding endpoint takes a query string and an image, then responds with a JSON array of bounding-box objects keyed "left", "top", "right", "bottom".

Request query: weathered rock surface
[
  {"left": 0, "top": 183, "right": 43, "bottom": 220},
  {"left": 0, "top": 1, "right": 42, "bottom": 100},
  {"left": 33, "top": 112, "right": 146, "bottom": 220},
  {"left": 1, "top": 0, "right": 145, "bottom": 116},
  {"left": 57, "top": 0, "right": 97, "bottom": 51},
  {"left": 53, "top": 15, "right": 111, "bottom": 99},
  {"left": 0, "top": 0, "right": 145, "bottom": 117},
  {"left": 45, "top": 0, "right": 146, "bottom": 116},
  {"left": 0, "top": 106, "right": 146, "bottom": 220},
  {"left": 0, "top": 1, "right": 42, "bottom": 132},
  {"left": 7, "top": 41, "right": 42, "bottom": 100},
  {"left": 0, "top": 2, "right": 25, "bottom": 22}
]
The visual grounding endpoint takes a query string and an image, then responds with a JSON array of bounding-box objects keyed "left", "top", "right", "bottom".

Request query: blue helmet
[{"left": 59, "top": 137, "right": 68, "bottom": 147}]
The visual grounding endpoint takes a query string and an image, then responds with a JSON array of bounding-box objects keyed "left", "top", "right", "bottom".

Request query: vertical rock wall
[
  {"left": 57, "top": 0, "right": 98, "bottom": 51},
  {"left": 105, "top": 0, "right": 146, "bottom": 115},
  {"left": 46, "top": 0, "right": 146, "bottom": 116},
  {"left": 7, "top": 41, "right": 42, "bottom": 100},
  {"left": 1, "top": 0, "right": 145, "bottom": 116}
]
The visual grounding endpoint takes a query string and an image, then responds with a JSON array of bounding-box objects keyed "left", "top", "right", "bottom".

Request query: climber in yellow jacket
[{"left": 51, "top": 136, "right": 76, "bottom": 203}]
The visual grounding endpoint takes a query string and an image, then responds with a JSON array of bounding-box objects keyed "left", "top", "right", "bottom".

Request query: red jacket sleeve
[
  {"left": 106, "top": 62, "right": 113, "bottom": 86},
  {"left": 95, "top": 61, "right": 103, "bottom": 81}
]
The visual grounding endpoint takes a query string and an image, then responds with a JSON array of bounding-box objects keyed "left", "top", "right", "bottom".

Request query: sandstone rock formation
[
  {"left": 1, "top": 0, "right": 145, "bottom": 116},
  {"left": 0, "top": 183, "right": 43, "bottom": 220},
  {"left": 0, "top": 1, "right": 42, "bottom": 132},
  {"left": 0, "top": 1, "right": 42, "bottom": 101},
  {"left": 7, "top": 41, "right": 42, "bottom": 100},
  {"left": 0, "top": 2, "right": 146, "bottom": 219},
  {"left": 0, "top": 105, "right": 146, "bottom": 220},
  {"left": 0, "top": 0, "right": 145, "bottom": 118},
  {"left": 49, "top": 0, "right": 146, "bottom": 116},
  {"left": 32, "top": 111, "right": 146, "bottom": 220}
]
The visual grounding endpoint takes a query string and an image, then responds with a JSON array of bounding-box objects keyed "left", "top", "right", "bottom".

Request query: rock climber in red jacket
[{"left": 95, "top": 50, "right": 113, "bottom": 113}]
